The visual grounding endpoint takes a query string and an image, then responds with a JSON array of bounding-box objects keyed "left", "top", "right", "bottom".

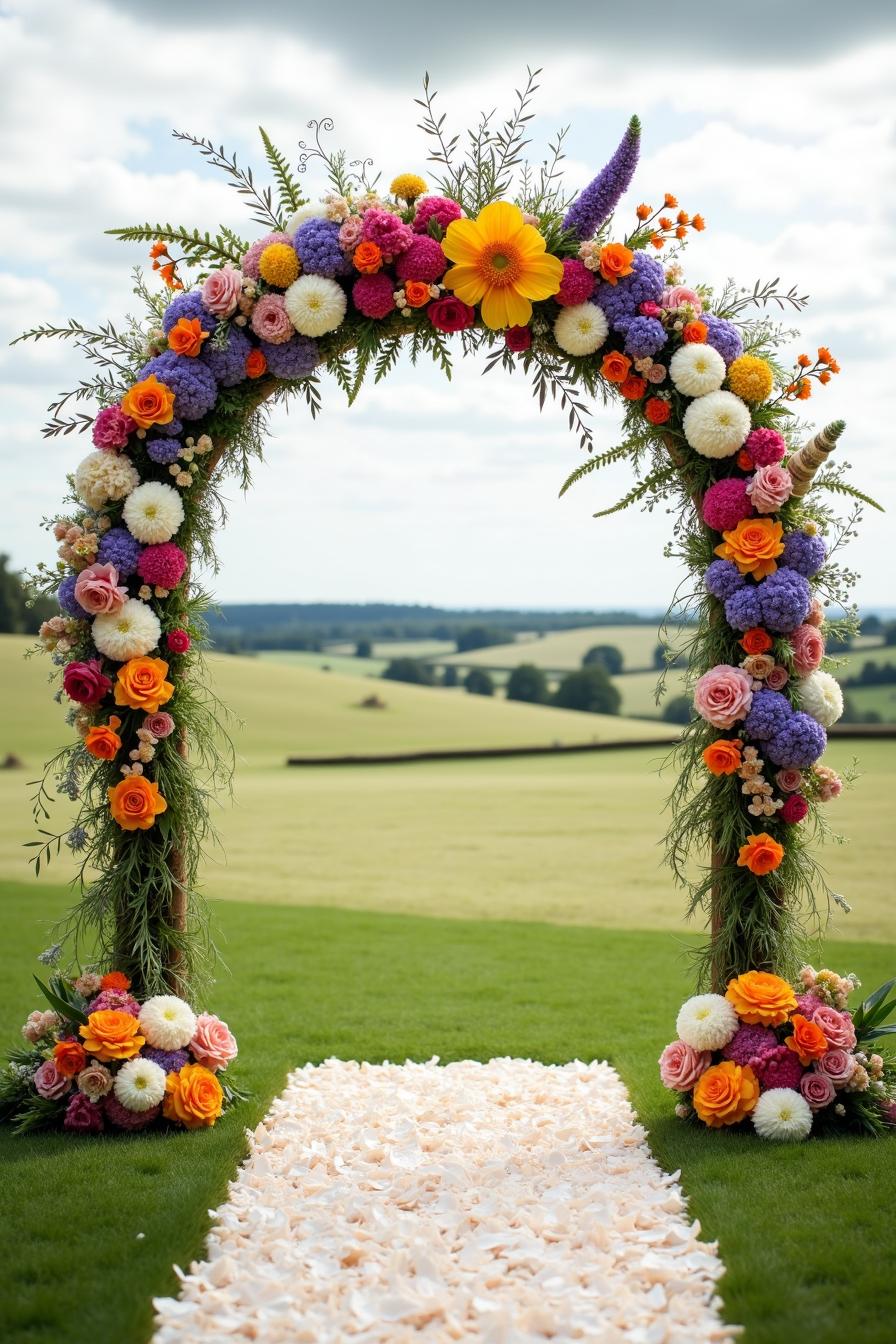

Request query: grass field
[{"left": 438, "top": 623, "right": 678, "bottom": 673}]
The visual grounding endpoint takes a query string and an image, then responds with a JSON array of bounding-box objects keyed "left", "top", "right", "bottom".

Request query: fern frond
[
  {"left": 592, "top": 466, "right": 676, "bottom": 517},
  {"left": 106, "top": 223, "right": 246, "bottom": 268},
  {"left": 812, "top": 474, "right": 884, "bottom": 512},
  {"left": 558, "top": 442, "right": 636, "bottom": 498},
  {"left": 258, "top": 126, "right": 305, "bottom": 217}
]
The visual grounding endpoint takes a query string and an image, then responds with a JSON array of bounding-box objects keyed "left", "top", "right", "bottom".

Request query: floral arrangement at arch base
[{"left": 5, "top": 71, "right": 889, "bottom": 1135}]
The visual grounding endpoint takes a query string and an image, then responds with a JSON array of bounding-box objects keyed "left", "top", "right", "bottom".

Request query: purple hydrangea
[
  {"left": 766, "top": 711, "right": 827, "bottom": 769},
  {"left": 722, "top": 1023, "right": 778, "bottom": 1067},
  {"left": 705, "top": 558, "right": 746, "bottom": 602},
  {"left": 57, "top": 573, "right": 90, "bottom": 620},
  {"left": 146, "top": 436, "right": 183, "bottom": 465},
  {"left": 294, "top": 218, "right": 350, "bottom": 277},
  {"left": 701, "top": 314, "right": 743, "bottom": 367},
  {"left": 161, "top": 290, "right": 218, "bottom": 336},
  {"left": 142, "top": 1046, "right": 189, "bottom": 1073},
  {"left": 758, "top": 567, "right": 811, "bottom": 634},
  {"left": 782, "top": 530, "right": 826, "bottom": 578},
  {"left": 138, "top": 351, "right": 218, "bottom": 421},
  {"left": 201, "top": 326, "right": 253, "bottom": 387},
  {"left": 259, "top": 335, "right": 319, "bottom": 379},
  {"left": 563, "top": 115, "right": 640, "bottom": 240},
  {"left": 97, "top": 527, "right": 143, "bottom": 577},
  {"left": 594, "top": 252, "right": 665, "bottom": 334},
  {"left": 624, "top": 315, "right": 667, "bottom": 359},
  {"left": 744, "top": 688, "right": 792, "bottom": 742},
  {"left": 724, "top": 585, "right": 763, "bottom": 631},
  {"left": 151, "top": 417, "right": 184, "bottom": 438}
]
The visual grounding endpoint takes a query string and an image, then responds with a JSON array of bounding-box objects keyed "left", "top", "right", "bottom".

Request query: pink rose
[
  {"left": 747, "top": 464, "right": 793, "bottom": 514},
  {"left": 77, "top": 1061, "right": 114, "bottom": 1100},
  {"left": 790, "top": 624, "right": 825, "bottom": 677},
  {"left": 800, "top": 1072, "right": 835, "bottom": 1110},
  {"left": 811, "top": 1005, "right": 856, "bottom": 1050},
  {"left": 428, "top": 297, "right": 475, "bottom": 333},
  {"left": 166, "top": 629, "right": 191, "bottom": 654},
  {"left": 144, "top": 711, "right": 175, "bottom": 739},
  {"left": 338, "top": 217, "right": 364, "bottom": 251},
  {"left": 815, "top": 1047, "right": 853, "bottom": 1086},
  {"left": 639, "top": 301, "right": 663, "bottom": 318},
  {"left": 63, "top": 659, "right": 111, "bottom": 706},
  {"left": 201, "top": 266, "right": 243, "bottom": 318},
  {"left": 190, "top": 1013, "right": 238, "bottom": 1071},
  {"left": 765, "top": 664, "right": 790, "bottom": 690},
  {"left": 814, "top": 765, "right": 842, "bottom": 802},
  {"left": 659, "top": 1040, "right": 711, "bottom": 1091},
  {"left": 662, "top": 285, "right": 702, "bottom": 313},
  {"left": 647, "top": 363, "right": 667, "bottom": 383},
  {"left": 505, "top": 325, "right": 532, "bottom": 352},
  {"left": 74, "top": 563, "right": 128, "bottom": 616},
  {"left": 250, "top": 293, "right": 293, "bottom": 344},
  {"left": 33, "top": 1059, "right": 72, "bottom": 1100},
  {"left": 743, "top": 653, "right": 775, "bottom": 680},
  {"left": 805, "top": 596, "right": 825, "bottom": 628},
  {"left": 92, "top": 405, "right": 136, "bottom": 452},
  {"left": 776, "top": 768, "right": 803, "bottom": 793},
  {"left": 693, "top": 664, "right": 754, "bottom": 729}
]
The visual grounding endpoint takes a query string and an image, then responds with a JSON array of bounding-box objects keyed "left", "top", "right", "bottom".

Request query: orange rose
[
  {"left": 245, "top": 349, "right": 267, "bottom": 379},
  {"left": 600, "top": 351, "right": 632, "bottom": 384},
  {"left": 163, "top": 1062, "right": 224, "bottom": 1129},
  {"left": 739, "top": 628, "right": 773, "bottom": 655},
  {"left": 683, "top": 320, "right": 707, "bottom": 343},
  {"left": 714, "top": 517, "right": 785, "bottom": 580},
  {"left": 726, "top": 970, "right": 797, "bottom": 1025},
  {"left": 644, "top": 397, "right": 671, "bottom": 426},
  {"left": 702, "top": 738, "right": 743, "bottom": 776},
  {"left": 114, "top": 657, "right": 174, "bottom": 713},
  {"left": 403, "top": 281, "right": 431, "bottom": 308},
  {"left": 598, "top": 242, "right": 635, "bottom": 285},
  {"left": 693, "top": 1061, "right": 759, "bottom": 1127},
  {"left": 786, "top": 1013, "right": 829, "bottom": 1065},
  {"left": 79, "top": 1009, "right": 144, "bottom": 1061},
  {"left": 353, "top": 241, "right": 383, "bottom": 274},
  {"left": 167, "top": 317, "right": 208, "bottom": 358},
  {"left": 84, "top": 715, "right": 122, "bottom": 760},
  {"left": 737, "top": 833, "right": 785, "bottom": 876},
  {"left": 101, "top": 971, "right": 131, "bottom": 991},
  {"left": 620, "top": 374, "right": 647, "bottom": 401},
  {"left": 120, "top": 375, "right": 176, "bottom": 430},
  {"left": 53, "top": 1039, "right": 87, "bottom": 1077},
  {"left": 108, "top": 775, "right": 168, "bottom": 831}
]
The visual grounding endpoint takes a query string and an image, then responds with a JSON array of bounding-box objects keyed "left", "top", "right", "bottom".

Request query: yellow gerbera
[{"left": 442, "top": 202, "right": 563, "bottom": 330}]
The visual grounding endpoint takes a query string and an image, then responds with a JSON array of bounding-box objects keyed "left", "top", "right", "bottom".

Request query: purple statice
[
  {"left": 724, "top": 585, "right": 763, "bottom": 631},
  {"left": 722, "top": 1023, "right": 778, "bottom": 1068},
  {"left": 294, "top": 218, "right": 349, "bottom": 277},
  {"left": 594, "top": 284, "right": 635, "bottom": 333},
  {"left": 138, "top": 351, "right": 217, "bottom": 421},
  {"left": 151, "top": 417, "right": 184, "bottom": 438},
  {"left": 260, "top": 335, "right": 319, "bottom": 379},
  {"left": 146, "top": 436, "right": 183, "bottom": 465},
  {"left": 758, "top": 567, "right": 811, "bottom": 633},
  {"left": 202, "top": 326, "right": 253, "bottom": 387},
  {"left": 97, "top": 526, "right": 143, "bottom": 577},
  {"left": 756, "top": 1046, "right": 804, "bottom": 1092},
  {"left": 795, "top": 993, "right": 824, "bottom": 1018},
  {"left": 161, "top": 290, "right": 218, "bottom": 336},
  {"left": 624, "top": 251, "right": 665, "bottom": 306},
  {"left": 624, "top": 315, "right": 666, "bottom": 359},
  {"left": 705, "top": 558, "right": 746, "bottom": 602},
  {"left": 701, "top": 314, "right": 743, "bottom": 366},
  {"left": 57, "top": 573, "right": 90, "bottom": 620},
  {"left": 744, "top": 688, "right": 792, "bottom": 742},
  {"left": 781, "top": 530, "right": 826, "bottom": 578},
  {"left": 142, "top": 1046, "right": 189, "bottom": 1073},
  {"left": 766, "top": 712, "right": 827, "bottom": 769},
  {"left": 562, "top": 115, "right": 640, "bottom": 240}
]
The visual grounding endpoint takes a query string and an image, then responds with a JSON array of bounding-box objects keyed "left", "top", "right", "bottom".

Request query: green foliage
[
  {"left": 506, "top": 663, "right": 549, "bottom": 705},
  {"left": 662, "top": 694, "right": 693, "bottom": 726},
  {"left": 553, "top": 665, "right": 621, "bottom": 716},
  {"left": 463, "top": 668, "right": 494, "bottom": 697},
  {"left": 381, "top": 657, "right": 434, "bottom": 686},
  {"left": 258, "top": 125, "right": 306, "bottom": 217},
  {"left": 105, "top": 221, "right": 248, "bottom": 269},
  {"left": 455, "top": 625, "right": 509, "bottom": 654},
  {"left": 582, "top": 644, "right": 624, "bottom": 675}
]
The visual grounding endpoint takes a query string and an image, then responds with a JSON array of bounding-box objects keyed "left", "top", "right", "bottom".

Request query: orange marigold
[
  {"left": 797, "top": 354, "right": 811, "bottom": 368},
  {"left": 649, "top": 234, "right": 665, "bottom": 250},
  {"left": 692, "top": 214, "right": 706, "bottom": 231},
  {"left": 817, "top": 346, "right": 833, "bottom": 364},
  {"left": 702, "top": 739, "right": 743, "bottom": 775},
  {"left": 636, "top": 203, "right": 652, "bottom": 220},
  {"left": 664, "top": 192, "right": 678, "bottom": 208},
  {"left": 101, "top": 971, "right": 131, "bottom": 992},
  {"left": 676, "top": 210, "right": 689, "bottom": 226},
  {"left": 659, "top": 216, "right": 673, "bottom": 231},
  {"left": 737, "top": 832, "right": 785, "bottom": 876}
]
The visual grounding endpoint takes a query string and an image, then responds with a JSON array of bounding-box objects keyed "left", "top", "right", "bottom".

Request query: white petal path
[{"left": 153, "top": 1058, "right": 740, "bottom": 1343}]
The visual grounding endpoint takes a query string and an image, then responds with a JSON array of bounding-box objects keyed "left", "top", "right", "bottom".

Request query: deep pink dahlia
[
  {"left": 702, "top": 478, "right": 754, "bottom": 532},
  {"left": 413, "top": 196, "right": 463, "bottom": 235},
  {"left": 757, "top": 1045, "right": 804, "bottom": 1091},
  {"left": 137, "top": 543, "right": 188, "bottom": 590},
  {"left": 352, "top": 273, "right": 396, "bottom": 319},
  {"left": 395, "top": 236, "right": 447, "bottom": 283},
  {"left": 555, "top": 258, "right": 595, "bottom": 307},
  {"left": 744, "top": 427, "right": 786, "bottom": 467}
]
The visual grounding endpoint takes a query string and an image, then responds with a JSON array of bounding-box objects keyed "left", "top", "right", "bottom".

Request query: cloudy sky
[{"left": 3, "top": 0, "right": 894, "bottom": 611}]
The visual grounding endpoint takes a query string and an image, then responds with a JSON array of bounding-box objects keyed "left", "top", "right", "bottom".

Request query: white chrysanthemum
[
  {"left": 113, "top": 1057, "right": 167, "bottom": 1112},
  {"left": 139, "top": 995, "right": 197, "bottom": 1050},
  {"left": 74, "top": 451, "right": 140, "bottom": 511},
  {"left": 669, "top": 343, "right": 726, "bottom": 398},
  {"left": 92, "top": 598, "right": 161, "bottom": 661},
  {"left": 284, "top": 274, "right": 348, "bottom": 337},
  {"left": 676, "top": 993, "right": 739, "bottom": 1051},
  {"left": 122, "top": 481, "right": 185, "bottom": 544},
  {"left": 752, "top": 1087, "right": 813, "bottom": 1141},
  {"left": 682, "top": 391, "right": 752, "bottom": 458},
  {"left": 284, "top": 203, "right": 328, "bottom": 233},
  {"left": 553, "top": 302, "right": 609, "bottom": 357},
  {"left": 798, "top": 669, "right": 844, "bottom": 728}
]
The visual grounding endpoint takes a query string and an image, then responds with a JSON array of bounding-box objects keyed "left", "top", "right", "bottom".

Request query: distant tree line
[{"left": 0, "top": 556, "right": 55, "bottom": 635}]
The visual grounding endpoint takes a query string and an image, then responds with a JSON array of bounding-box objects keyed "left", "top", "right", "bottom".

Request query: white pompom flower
[
  {"left": 798, "top": 669, "right": 844, "bottom": 728},
  {"left": 139, "top": 995, "right": 197, "bottom": 1050},
  {"left": 683, "top": 390, "right": 752, "bottom": 458},
  {"left": 122, "top": 481, "right": 185, "bottom": 544},
  {"left": 284, "top": 275, "right": 348, "bottom": 337},
  {"left": 92, "top": 598, "right": 161, "bottom": 661},
  {"left": 74, "top": 452, "right": 140, "bottom": 511},
  {"left": 113, "top": 1057, "right": 167, "bottom": 1112},
  {"left": 676, "top": 993, "right": 739, "bottom": 1051},
  {"left": 554, "top": 302, "right": 609, "bottom": 357},
  {"left": 752, "top": 1087, "right": 813, "bottom": 1141},
  {"left": 669, "top": 343, "right": 726, "bottom": 398},
  {"left": 284, "top": 203, "right": 328, "bottom": 234}
]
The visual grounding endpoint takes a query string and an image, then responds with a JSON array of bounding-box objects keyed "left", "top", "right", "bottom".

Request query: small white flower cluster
[
  {"left": 128, "top": 725, "right": 159, "bottom": 768},
  {"left": 168, "top": 432, "right": 213, "bottom": 490},
  {"left": 394, "top": 282, "right": 442, "bottom": 317}
]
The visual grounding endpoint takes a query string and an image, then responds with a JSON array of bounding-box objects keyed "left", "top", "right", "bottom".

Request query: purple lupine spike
[{"left": 562, "top": 115, "right": 641, "bottom": 241}]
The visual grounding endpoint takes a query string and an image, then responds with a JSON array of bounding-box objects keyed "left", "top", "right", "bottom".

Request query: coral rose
[
  {"left": 693, "top": 664, "right": 754, "bottom": 729},
  {"left": 714, "top": 517, "right": 785, "bottom": 580},
  {"left": 644, "top": 397, "right": 671, "bottom": 425},
  {"left": 786, "top": 1013, "right": 829, "bottom": 1065},
  {"left": 598, "top": 242, "right": 634, "bottom": 285},
  {"left": 620, "top": 374, "right": 648, "bottom": 400},
  {"left": 79, "top": 1009, "right": 145, "bottom": 1061},
  {"left": 726, "top": 970, "right": 796, "bottom": 1025},
  {"left": 53, "top": 1038, "right": 87, "bottom": 1077},
  {"left": 702, "top": 738, "right": 743, "bottom": 775},
  {"left": 163, "top": 1062, "right": 224, "bottom": 1129},
  {"left": 84, "top": 716, "right": 122, "bottom": 760},
  {"left": 810, "top": 1005, "right": 856, "bottom": 1050},
  {"left": 121, "top": 375, "right": 176, "bottom": 430},
  {"left": 790, "top": 624, "right": 825, "bottom": 677},
  {"left": 108, "top": 775, "right": 167, "bottom": 831},
  {"left": 114, "top": 657, "right": 174, "bottom": 713},
  {"left": 736, "top": 833, "right": 785, "bottom": 876},
  {"left": 353, "top": 241, "right": 383, "bottom": 274},
  {"left": 245, "top": 349, "right": 267, "bottom": 379},
  {"left": 740, "top": 627, "right": 773, "bottom": 655},
  {"left": 683, "top": 320, "right": 708, "bottom": 343},
  {"left": 600, "top": 351, "right": 632, "bottom": 383},
  {"left": 659, "top": 1040, "right": 711, "bottom": 1091},
  {"left": 403, "top": 280, "right": 431, "bottom": 308},
  {"left": 167, "top": 317, "right": 208, "bottom": 358},
  {"left": 693, "top": 1061, "right": 759, "bottom": 1127},
  {"left": 190, "top": 1013, "right": 238, "bottom": 1071}
]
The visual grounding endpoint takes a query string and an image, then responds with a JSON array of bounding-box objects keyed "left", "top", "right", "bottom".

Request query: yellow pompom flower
[
  {"left": 258, "top": 242, "right": 300, "bottom": 288},
  {"left": 390, "top": 172, "right": 428, "bottom": 202},
  {"left": 442, "top": 201, "right": 564, "bottom": 330},
  {"left": 727, "top": 354, "right": 774, "bottom": 403}
]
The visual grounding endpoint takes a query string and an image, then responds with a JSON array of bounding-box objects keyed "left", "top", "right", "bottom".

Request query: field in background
[{"left": 438, "top": 624, "right": 675, "bottom": 673}]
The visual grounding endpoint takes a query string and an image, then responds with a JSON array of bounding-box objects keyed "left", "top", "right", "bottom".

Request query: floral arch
[{"left": 9, "top": 75, "right": 886, "bottom": 1139}]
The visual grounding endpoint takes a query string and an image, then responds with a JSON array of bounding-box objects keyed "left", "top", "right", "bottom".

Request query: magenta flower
[
  {"left": 64, "top": 1092, "right": 105, "bottom": 1133},
  {"left": 63, "top": 659, "right": 111, "bottom": 706},
  {"left": 92, "top": 405, "right": 136, "bottom": 452},
  {"left": 144, "top": 711, "right": 175, "bottom": 739}
]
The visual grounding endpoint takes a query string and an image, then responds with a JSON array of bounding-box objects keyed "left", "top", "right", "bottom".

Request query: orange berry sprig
[
  {"left": 784, "top": 346, "right": 840, "bottom": 401},
  {"left": 149, "top": 241, "right": 185, "bottom": 291},
  {"left": 628, "top": 194, "right": 705, "bottom": 250}
]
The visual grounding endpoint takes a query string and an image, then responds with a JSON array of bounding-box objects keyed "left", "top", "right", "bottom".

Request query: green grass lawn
[{"left": 1, "top": 880, "right": 893, "bottom": 1344}]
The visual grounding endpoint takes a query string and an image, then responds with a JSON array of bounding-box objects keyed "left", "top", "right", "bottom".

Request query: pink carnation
[
  {"left": 814, "top": 765, "right": 842, "bottom": 802},
  {"left": 190, "top": 1013, "right": 238, "bottom": 1071},
  {"left": 413, "top": 196, "right": 463, "bottom": 235},
  {"left": 765, "top": 665, "right": 790, "bottom": 691},
  {"left": 73, "top": 563, "right": 128, "bottom": 616},
  {"left": 338, "top": 217, "right": 364, "bottom": 251},
  {"left": 693, "top": 664, "right": 753, "bottom": 729},
  {"left": 800, "top": 1071, "right": 836, "bottom": 1110},
  {"left": 790, "top": 624, "right": 825, "bottom": 677},
  {"left": 662, "top": 285, "right": 702, "bottom": 312},
  {"left": 815, "top": 1047, "right": 853, "bottom": 1086},
  {"left": 776, "top": 767, "right": 803, "bottom": 793},
  {"left": 659, "top": 1039, "right": 711, "bottom": 1090},
  {"left": 639, "top": 301, "right": 662, "bottom": 318},
  {"left": 22, "top": 1009, "right": 58, "bottom": 1044},
  {"left": 33, "top": 1059, "right": 71, "bottom": 1100},
  {"left": 352, "top": 273, "right": 395, "bottom": 320},
  {"left": 556, "top": 258, "right": 595, "bottom": 307},
  {"left": 743, "top": 427, "right": 786, "bottom": 467},
  {"left": 395, "top": 236, "right": 447, "bottom": 283},
  {"left": 805, "top": 596, "right": 825, "bottom": 628},
  {"left": 201, "top": 266, "right": 243, "bottom": 318},
  {"left": 811, "top": 1005, "right": 856, "bottom": 1050},
  {"left": 702, "top": 478, "right": 754, "bottom": 532},
  {"left": 250, "top": 293, "right": 293, "bottom": 344},
  {"left": 137, "top": 543, "right": 188, "bottom": 590},
  {"left": 92, "top": 405, "right": 136, "bottom": 452},
  {"left": 144, "top": 711, "right": 175, "bottom": 739},
  {"left": 361, "top": 208, "right": 413, "bottom": 258},
  {"left": 88, "top": 990, "right": 141, "bottom": 1017},
  {"left": 747, "top": 464, "right": 793, "bottom": 514},
  {"left": 757, "top": 1046, "right": 804, "bottom": 1091}
]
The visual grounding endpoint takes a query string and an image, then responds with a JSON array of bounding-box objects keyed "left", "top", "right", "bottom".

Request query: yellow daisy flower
[{"left": 442, "top": 202, "right": 563, "bottom": 330}]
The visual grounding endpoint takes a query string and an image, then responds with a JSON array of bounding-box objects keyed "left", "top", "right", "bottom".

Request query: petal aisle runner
[{"left": 152, "top": 1058, "right": 740, "bottom": 1343}]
